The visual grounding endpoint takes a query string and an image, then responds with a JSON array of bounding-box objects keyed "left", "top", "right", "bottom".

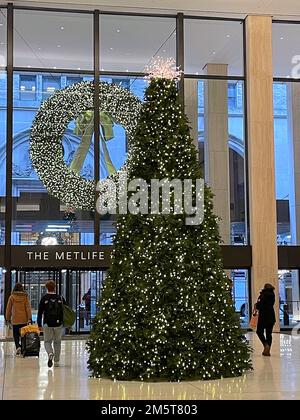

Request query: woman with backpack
[
  {"left": 5, "top": 283, "right": 32, "bottom": 355},
  {"left": 37, "top": 280, "right": 66, "bottom": 368}
]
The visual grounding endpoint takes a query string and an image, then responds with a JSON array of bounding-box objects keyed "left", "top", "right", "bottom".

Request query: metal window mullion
[
  {"left": 176, "top": 12, "right": 184, "bottom": 102},
  {"left": 94, "top": 10, "right": 100, "bottom": 245},
  {"left": 4, "top": 2, "right": 13, "bottom": 310}
]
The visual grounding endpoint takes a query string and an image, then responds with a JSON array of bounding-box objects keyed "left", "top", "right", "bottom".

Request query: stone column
[
  {"left": 203, "top": 63, "right": 230, "bottom": 245},
  {"left": 246, "top": 15, "right": 279, "bottom": 330},
  {"left": 287, "top": 83, "right": 300, "bottom": 320}
]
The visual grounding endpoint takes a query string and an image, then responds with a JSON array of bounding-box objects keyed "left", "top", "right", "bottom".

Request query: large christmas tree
[{"left": 87, "top": 62, "right": 252, "bottom": 381}]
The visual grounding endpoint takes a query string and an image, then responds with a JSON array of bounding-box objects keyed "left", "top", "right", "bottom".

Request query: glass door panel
[
  {"left": 68, "top": 270, "right": 106, "bottom": 333},
  {"left": 14, "top": 270, "right": 60, "bottom": 322},
  {"left": 231, "top": 269, "right": 249, "bottom": 329}
]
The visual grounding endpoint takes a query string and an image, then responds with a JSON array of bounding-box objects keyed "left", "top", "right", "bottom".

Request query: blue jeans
[{"left": 13, "top": 324, "right": 26, "bottom": 350}]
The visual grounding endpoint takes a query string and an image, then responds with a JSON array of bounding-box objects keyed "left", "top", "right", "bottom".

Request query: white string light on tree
[{"left": 87, "top": 58, "right": 252, "bottom": 381}]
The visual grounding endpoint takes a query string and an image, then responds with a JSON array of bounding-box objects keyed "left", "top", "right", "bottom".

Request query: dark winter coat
[{"left": 256, "top": 288, "right": 276, "bottom": 327}]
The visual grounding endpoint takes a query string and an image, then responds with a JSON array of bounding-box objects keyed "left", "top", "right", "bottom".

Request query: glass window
[
  {"left": 100, "top": 15, "right": 176, "bottom": 73},
  {"left": 19, "top": 75, "right": 37, "bottom": 101},
  {"left": 12, "top": 72, "right": 94, "bottom": 245},
  {"left": 278, "top": 269, "right": 300, "bottom": 329},
  {"left": 228, "top": 82, "right": 237, "bottom": 109},
  {"left": 194, "top": 79, "right": 246, "bottom": 244},
  {"left": 273, "top": 78, "right": 300, "bottom": 345},
  {"left": 273, "top": 22, "right": 300, "bottom": 78},
  {"left": 231, "top": 269, "right": 249, "bottom": 329},
  {"left": 273, "top": 82, "right": 291, "bottom": 244},
  {"left": 42, "top": 75, "right": 61, "bottom": 100},
  {"left": 184, "top": 19, "right": 244, "bottom": 76},
  {"left": 99, "top": 76, "right": 148, "bottom": 244},
  {"left": 273, "top": 75, "right": 300, "bottom": 287},
  {"left": 0, "top": 71, "right": 6, "bottom": 245},
  {"left": 0, "top": 9, "right": 6, "bottom": 68},
  {"left": 0, "top": 268, "right": 5, "bottom": 319},
  {"left": 14, "top": 10, "right": 93, "bottom": 70},
  {"left": 66, "top": 76, "right": 83, "bottom": 87}
]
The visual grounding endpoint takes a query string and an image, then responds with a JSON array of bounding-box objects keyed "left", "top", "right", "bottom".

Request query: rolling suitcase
[{"left": 20, "top": 324, "right": 41, "bottom": 357}]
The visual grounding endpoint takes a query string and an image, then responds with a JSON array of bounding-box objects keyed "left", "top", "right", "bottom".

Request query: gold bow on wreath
[{"left": 69, "top": 110, "right": 117, "bottom": 176}]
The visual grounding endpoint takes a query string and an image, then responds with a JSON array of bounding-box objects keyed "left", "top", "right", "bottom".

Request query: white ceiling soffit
[{"left": 8, "top": 0, "right": 300, "bottom": 19}]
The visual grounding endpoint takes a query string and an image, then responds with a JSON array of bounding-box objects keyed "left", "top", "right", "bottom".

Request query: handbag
[
  {"left": 249, "top": 309, "right": 259, "bottom": 330},
  {"left": 61, "top": 297, "right": 76, "bottom": 328},
  {"left": 5, "top": 322, "right": 13, "bottom": 338}
]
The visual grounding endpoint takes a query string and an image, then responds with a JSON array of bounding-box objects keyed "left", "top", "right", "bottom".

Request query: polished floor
[{"left": 0, "top": 333, "right": 299, "bottom": 400}]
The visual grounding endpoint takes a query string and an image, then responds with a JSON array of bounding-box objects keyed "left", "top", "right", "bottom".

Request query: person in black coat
[{"left": 255, "top": 283, "right": 276, "bottom": 356}]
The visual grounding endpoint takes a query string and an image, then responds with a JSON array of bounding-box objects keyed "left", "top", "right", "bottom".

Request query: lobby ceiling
[
  {"left": 8, "top": 1, "right": 300, "bottom": 19},
  {"left": 0, "top": 1, "right": 300, "bottom": 77}
]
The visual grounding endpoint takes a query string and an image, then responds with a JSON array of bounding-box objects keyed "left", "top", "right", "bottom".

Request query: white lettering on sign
[
  {"left": 56, "top": 252, "right": 64, "bottom": 260},
  {"left": 27, "top": 251, "right": 49, "bottom": 260},
  {"left": 26, "top": 250, "right": 107, "bottom": 261}
]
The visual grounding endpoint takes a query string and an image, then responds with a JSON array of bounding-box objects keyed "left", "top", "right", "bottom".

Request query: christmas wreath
[{"left": 30, "top": 80, "right": 141, "bottom": 210}]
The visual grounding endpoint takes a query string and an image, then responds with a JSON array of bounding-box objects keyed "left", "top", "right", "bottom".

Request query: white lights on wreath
[{"left": 30, "top": 81, "right": 141, "bottom": 210}]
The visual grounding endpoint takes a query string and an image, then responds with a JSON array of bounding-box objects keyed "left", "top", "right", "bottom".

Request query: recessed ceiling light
[
  {"left": 109, "top": 47, "right": 114, "bottom": 50},
  {"left": 60, "top": 26, "right": 64, "bottom": 30},
  {"left": 77, "top": 67, "right": 81, "bottom": 70},
  {"left": 212, "top": 51, "right": 216, "bottom": 55},
  {"left": 126, "top": 69, "right": 129, "bottom": 72},
  {"left": 287, "top": 75, "right": 290, "bottom": 78},
  {"left": 196, "top": 72, "right": 199, "bottom": 75},
  {"left": 101, "top": 68, "right": 105, "bottom": 71},
  {"left": 0, "top": 23, "right": 3, "bottom": 27},
  {"left": 280, "top": 36, "right": 284, "bottom": 40},
  {"left": 57, "top": 45, "right": 61, "bottom": 48},
  {"left": 226, "top": 34, "right": 230, "bottom": 38},
  {"left": 38, "top": 47, "right": 41, "bottom": 50},
  {"left": 116, "top": 29, "right": 120, "bottom": 33},
  {"left": 162, "top": 49, "right": 166, "bottom": 53},
  {"left": 27, "top": 65, "right": 31, "bottom": 68},
  {"left": 53, "top": 66, "right": 57, "bottom": 69}
]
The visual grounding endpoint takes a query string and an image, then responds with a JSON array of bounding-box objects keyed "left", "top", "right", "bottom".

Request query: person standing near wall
[
  {"left": 82, "top": 288, "right": 91, "bottom": 326},
  {"left": 5, "top": 283, "right": 32, "bottom": 355},
  {"left": 256, "top": 283, "right": 276, "bottom": 356},
  {"left": 37, "top": 280, "right": 66, "bottom": 368}
]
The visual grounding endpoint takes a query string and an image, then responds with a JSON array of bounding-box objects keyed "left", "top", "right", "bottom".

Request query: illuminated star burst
[{"left": 145, "top": 57, "right": 183, "bottom": 81}]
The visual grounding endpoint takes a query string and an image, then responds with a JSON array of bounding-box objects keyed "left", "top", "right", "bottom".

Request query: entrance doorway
[{"left": 12, "top": 269, "right": 106, "bottom": 333}]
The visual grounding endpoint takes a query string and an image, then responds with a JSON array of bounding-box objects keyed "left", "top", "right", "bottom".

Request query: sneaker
[
  {"left": 54, "top": 361, "right": 59, "bottom": 367},
  {"left": 16, "top": 347, "right": 21, "bottom": 356},
  {"left": 48, "top": 353, "right": 54, "bottom": 368}
]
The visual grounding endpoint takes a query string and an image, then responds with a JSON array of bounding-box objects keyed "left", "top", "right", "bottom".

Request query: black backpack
[{"left": 45, "top": 296, "right": 63, "bottom": 326}]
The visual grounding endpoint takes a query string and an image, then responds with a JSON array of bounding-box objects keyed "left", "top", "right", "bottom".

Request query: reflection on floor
[{"left": 1, "top": 333, "right": 300, "bottom": 400}]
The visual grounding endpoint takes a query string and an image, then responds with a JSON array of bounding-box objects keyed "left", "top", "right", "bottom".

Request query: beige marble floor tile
[{"left": 2, "top": 332, "right": 300, "bottom": 400}]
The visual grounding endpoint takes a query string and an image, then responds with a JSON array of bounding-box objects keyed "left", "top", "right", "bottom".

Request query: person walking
[
  {"left": 5, "top": 283, "right": 32, "bottom": 355},
  {"left": 82, "top": 288, "right": 91, "bottom": 326},
  {"left": 37, "top": 281, "right": 65, "bottom": 368},
  {"left": 256, "top": 283, "right": 276, "bottom": 356}
]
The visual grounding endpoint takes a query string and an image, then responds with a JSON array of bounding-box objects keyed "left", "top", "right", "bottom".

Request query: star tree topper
[{"left": 145, "top": 57, "right": 183, "bottom": 81}]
